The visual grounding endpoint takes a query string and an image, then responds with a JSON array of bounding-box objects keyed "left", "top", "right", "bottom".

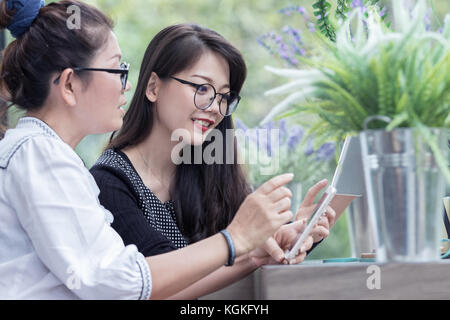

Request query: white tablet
[
  {"left": 284, "top": 136, "right": 357, "bottom": 262},
  {"left": 285, "top": 186, "right": 337, "bottom": 261}
]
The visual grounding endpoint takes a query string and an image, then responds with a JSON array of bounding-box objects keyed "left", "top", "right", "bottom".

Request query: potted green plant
[{"left": 261, "top": 0, "right": 450, "bottom": 262}]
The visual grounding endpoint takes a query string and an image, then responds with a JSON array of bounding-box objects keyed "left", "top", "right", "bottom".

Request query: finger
[
  {"left": 290, "top": 219, "right": 308, "bottom": 234},
  {"left": 288, "top": 236, "right": 312, "bottom": 264},
  {"left": 263, "top": 237, "right": 285, "bottom": 263},
  {"left": 300, "top": 179, "right": 328, "bottom": 208},
  {"left": 295, "top": 204, "right": 315, "bottom": 221},
  {"left": 289, "top": 252, "right": 307, "bottom": 265},
  {"left": 280, "top": 220, "right": 307, "bottom": 249},
  {"left": 311, "top": 225, "right": 330, "bottom": 241},
  {"left": 317, "top": 215, "right": 330, "bottom": 230},
  {"left": 326, "top": 206, "right": 337, "bottom": 227},
  {"left": 278, "top": 210, "right": 293, "bottom": 224},
  {"left": 258, "top": 173, "right": 294, "bottom": 195},
  {"left": 267, "top": 186, "right": 292, "bottom": 203},
  {"left": 301, "top": 235, "right": 314, "bottom": 253},
  {"left": 273, "top": 197, "right": 291, "bottom": 214}
]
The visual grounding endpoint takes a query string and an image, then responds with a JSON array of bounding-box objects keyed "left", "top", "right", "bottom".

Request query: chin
[
  {"left": 191, "top": 139, "right": 205, "bottom": 147},
  {"left": 189, "top": 128, "right": 209, "bottom": 146},
  {"left": 111, "top": 118, "right": 124, "bottom": 132},
  {"left": 101, "top": 118, "right": 123, "bottom": 134}
]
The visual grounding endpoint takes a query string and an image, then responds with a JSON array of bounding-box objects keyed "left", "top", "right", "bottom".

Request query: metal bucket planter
[{"left": 360, "top": 126, "right": 448, "bottom": 262}]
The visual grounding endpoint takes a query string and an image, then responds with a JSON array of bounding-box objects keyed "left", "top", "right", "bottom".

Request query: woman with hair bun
[{"left": 0, "top": 0, "right": 308, "bottom": 299}]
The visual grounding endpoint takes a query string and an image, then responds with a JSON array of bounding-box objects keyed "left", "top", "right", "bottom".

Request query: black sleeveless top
[{"left": 90, "top": 148, "right": 188, "bottom": 256}]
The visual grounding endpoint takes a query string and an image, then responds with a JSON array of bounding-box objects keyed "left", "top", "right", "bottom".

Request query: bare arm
[
  {"left": 166, "top": 220, "right": 316, "bottom": 299},
  {"left": 146, "top": 173, "right": 296, "bottom": 300},
  {"left": 166, "top": 253, "right": 257, "bottom": 300},
  {"left": 146, "top": 233, "right": 230, "bottom": 300}
]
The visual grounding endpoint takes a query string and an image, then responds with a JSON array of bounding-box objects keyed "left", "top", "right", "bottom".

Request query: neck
[
  {"left": 132, "top": 121, "right": 179, "bottom": 182},
  {"left": 26, "top": 107, "right": 85, "bottom": 149}
]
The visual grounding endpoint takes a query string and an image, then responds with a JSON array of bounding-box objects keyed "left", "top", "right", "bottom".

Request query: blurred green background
[{"left": 5, "top": 0, "right": 450, "bottom": 259}]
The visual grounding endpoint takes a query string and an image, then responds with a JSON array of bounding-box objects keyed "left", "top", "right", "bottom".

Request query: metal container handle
[{"left": 363, "top": 115, "right": 392, "bottom": 131}]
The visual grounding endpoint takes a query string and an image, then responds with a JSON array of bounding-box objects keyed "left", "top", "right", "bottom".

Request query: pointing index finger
[
  {"left": 259, "top": 173, "right": 294, "bottom": 195},
  {"left": 300, "top": 179, "right": 328, "bottom": 208}
]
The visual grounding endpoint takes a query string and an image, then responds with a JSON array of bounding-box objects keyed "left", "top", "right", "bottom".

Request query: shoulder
[
  {"left": 1, "top": 134, "right": 100, "bottom": 206},
  {"left": 91, "top": 149, "right": 126, "bottom": 183},
  {"left": 90, "top": 148, "right": 132, "bottom": 175},
  {"left": 90, "top": 149, "right": 138, "bottom": 198},
  {"left": 2, "top": 133, "right": 82, "bottom": 171},
  {"left": 91, "top": 148, "right": 125, "bottom": 169},
  {"left": 0, "top": 125, "right": 77, "bottom": 169}
]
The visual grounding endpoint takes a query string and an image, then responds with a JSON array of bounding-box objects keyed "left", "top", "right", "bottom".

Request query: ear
[
  {"left": 56, "top": 68, "right": 78, "bottom": 107},
  {"left": 145, "top": 72, "right": 160, "bottom": 103}
]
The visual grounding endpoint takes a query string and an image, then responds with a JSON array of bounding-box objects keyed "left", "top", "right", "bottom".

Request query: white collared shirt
[{"left": 0, "top": 117, "right": 151, "bottom": 300}]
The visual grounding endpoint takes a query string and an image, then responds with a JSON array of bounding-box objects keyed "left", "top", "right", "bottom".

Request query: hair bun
[{"left": 6, "top": 0, "right": 45, "bottom": 38}]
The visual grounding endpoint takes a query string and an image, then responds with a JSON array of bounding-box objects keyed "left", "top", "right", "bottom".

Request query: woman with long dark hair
[
  {"left": 90, "top": 23, "right": 335, "bottom": 299},
  {"left": 0, "top": 1, "right": 303, "bottom": 299}
]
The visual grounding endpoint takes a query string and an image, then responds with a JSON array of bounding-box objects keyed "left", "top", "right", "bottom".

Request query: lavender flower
[
  {"left": 279, "top": 118, "right": 288, "bottom": 143},
  {"left": 257, "top": 120, "right": 274, "bottom": 156},
  {"left": 315, "top": 142, "right": 336, "bottom": 161},
  {"left": 234, "top": 117, "right": 335, "bottom": 186},
  {"left": 234, "top": 117, "right": 248, "bottom": 131},
  {"left": 351, "top": 0, "right": 363, "bottom": 9},
  {"left": 287, "top": 125, "right": 304, "bottom": 150},
  {"left": 257, "top": 36, "right": 272, "bottom": 53},
  {"left": 279, "top": 6, "right": 307, "bottom": 17},
  {"left": 304, "top": 138, "right": 314, "bottom": 156},
  {"left": 283, "top": 26, "right": 303, "bottom": 49},
  {"left": 424, "top": 8, "right": 432, "bottom": 31},
  {"left": 259, "top": 25, "right": 305, "bottom": 67},
  {"left": 352, "top": 0, "right": 368, "bottom": 15},
  {"left": 259, "top": 5, "right": 320, "bottom": 66}
]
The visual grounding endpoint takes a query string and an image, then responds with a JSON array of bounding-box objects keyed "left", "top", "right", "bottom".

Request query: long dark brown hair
[{"left": 108, "top": 24, "right": 252, "bottom": 244}]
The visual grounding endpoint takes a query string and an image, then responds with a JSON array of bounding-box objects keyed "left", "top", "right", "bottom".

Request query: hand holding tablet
[
  {"left": 284, "top": 136, "right": 359, "bottom": 263},
  {"left": 285, "top": 186, "right": 337, "bottom": 261}
]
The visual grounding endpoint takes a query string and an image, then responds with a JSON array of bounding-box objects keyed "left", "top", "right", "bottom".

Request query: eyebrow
[{"left": 191, "top": 74, "right": 230, "bottom": 91}]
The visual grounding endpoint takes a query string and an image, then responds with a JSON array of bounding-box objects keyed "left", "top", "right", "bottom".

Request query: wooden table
[{"left": 200, "top": 260, "right": 450, "bottom": 300}]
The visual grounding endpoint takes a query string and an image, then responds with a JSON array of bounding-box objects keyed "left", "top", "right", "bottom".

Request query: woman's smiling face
[{"left": 150, "top": 49, "right": 230, "bottom": 146}]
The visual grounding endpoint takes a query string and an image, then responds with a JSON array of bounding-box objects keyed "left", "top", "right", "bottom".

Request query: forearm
[
  {"left": 166, "top": 253, "right": 258, "bottom": 300},
  {"left": 146, "top": 233, "right": 230, "bottom": 300},
  {"left": 147, "top": 173, "right": 296, "bottom": 299}
]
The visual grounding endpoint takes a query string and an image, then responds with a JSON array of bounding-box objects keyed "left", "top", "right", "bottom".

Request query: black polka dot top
[{"left": 90, "top": 148, "right": 188, "bottom": 252}]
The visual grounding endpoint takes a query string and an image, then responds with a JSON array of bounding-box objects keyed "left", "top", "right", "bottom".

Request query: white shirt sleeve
[{"left": 4, "top": 136, "right": 151, "bottom": 300}]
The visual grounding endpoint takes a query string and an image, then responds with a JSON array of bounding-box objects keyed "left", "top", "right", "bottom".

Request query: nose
[
  {"left": 123, "top": 79, "right": 132, "bottom": 92},
  {"left": 208, "top": 94, "right": 222, "bottom": 115}
]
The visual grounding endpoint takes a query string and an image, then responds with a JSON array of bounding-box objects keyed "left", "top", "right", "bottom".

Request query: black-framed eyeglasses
[
  {"left": 53, "top": 62, "right": 130, "bottom": 90},
  {"left": 169, "top": 76, "right": 240, "bottom": 117}
]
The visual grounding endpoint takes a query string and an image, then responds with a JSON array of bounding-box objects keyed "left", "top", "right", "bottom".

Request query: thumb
[
  {"left": 291, "top": 219, "right": 308, "bottom": 233},
  {"left": 278, "top": 210, "right": 294, "bottom": 224},
  {"left": 263, "top": 237, "right": 285, "bottom": 263}
]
